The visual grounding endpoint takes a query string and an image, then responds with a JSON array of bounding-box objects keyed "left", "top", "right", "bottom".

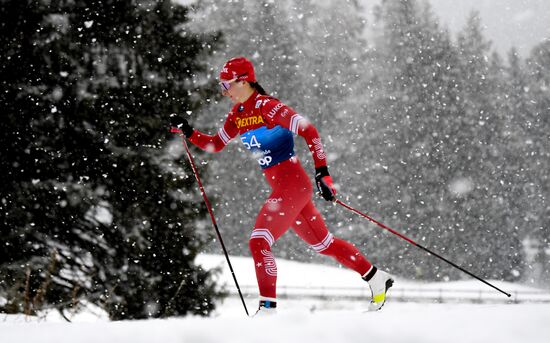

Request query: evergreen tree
[
  {"left": 452, "top": 11, "right": 524, "bottom": 281},
  {"left": 487, "top": 48, "right": 533, "bottom": 280},
  {"left": 500, "top": 48, "right": 531, "bottom": 222},
  {"left": 0, "top": 0, "right": 222, "bottom": 319},
  {"left": 523, "top": 40, "right": 550, "bottom": 286}
]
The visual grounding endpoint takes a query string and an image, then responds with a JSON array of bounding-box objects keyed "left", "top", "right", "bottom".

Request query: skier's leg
[
  {"left": 293, "top": 201, "right": 393, "bottom": 310},
  {"left": 249, "top": 158, "right": 311, "bottom": 302},
  {"left": 248, "top": 231, "right": 278, "bottom": 300},
  {"left": 292, "top": 200, "right": 373, "bottom": 275}
]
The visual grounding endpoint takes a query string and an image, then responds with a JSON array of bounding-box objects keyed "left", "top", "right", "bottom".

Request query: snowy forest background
[{"left": 1, "top": 0, "right": 549, "bottom": 320}]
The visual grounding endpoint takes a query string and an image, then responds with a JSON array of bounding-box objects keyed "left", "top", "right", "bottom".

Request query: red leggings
[{"left": 249, "top": 157, "right": 373, "bottom": 299}]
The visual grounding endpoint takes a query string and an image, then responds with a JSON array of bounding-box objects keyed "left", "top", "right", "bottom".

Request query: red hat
[{"left": 219, "top": 57, "right": 256, "bottom": 82}]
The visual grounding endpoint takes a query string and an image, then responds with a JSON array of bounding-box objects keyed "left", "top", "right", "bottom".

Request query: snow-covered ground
[
  {"left": 2, "top": 254, "right": 550, "bottom": 343},
  {"left": 2, "top": 302, "right": 549, "bottom": 343}
]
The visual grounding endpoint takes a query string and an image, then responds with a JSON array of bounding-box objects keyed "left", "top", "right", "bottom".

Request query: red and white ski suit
[{"left": 188, "top": 91, "right": 373, "bottom": 299}]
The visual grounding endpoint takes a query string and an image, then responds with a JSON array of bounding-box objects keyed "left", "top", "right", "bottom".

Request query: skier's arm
[
  {"left": 260, "top": 98, "right": 327, "bottom": 168},
  {"left": 188, "top": 118, "right": 238, "bottom": 153},
  {"left": 260, "top": 98, "right": 336, "bottom": 201},
  {"left": 171, "top": 115, "right": 238, "bottom": 153}
]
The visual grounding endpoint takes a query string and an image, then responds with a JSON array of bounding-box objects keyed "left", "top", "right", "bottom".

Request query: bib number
[{"left": 241, "top": 135, "right": 261, "bottom": 149}]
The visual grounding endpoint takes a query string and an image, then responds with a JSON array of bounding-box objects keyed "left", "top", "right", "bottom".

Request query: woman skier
[{"left": 171, "top": 57, "right": 393, "bottom": 314}]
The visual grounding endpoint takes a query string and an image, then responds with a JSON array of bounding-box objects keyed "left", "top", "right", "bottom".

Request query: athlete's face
[{"left": 220, "top": 78, "right": 251, "bottom": 104}]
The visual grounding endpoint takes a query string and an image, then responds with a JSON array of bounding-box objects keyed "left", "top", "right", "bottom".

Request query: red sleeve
[
  {"left": 260, "top": 97, "right": 327, "bottom": 169},
  {"left": 188, "top": 113, "right": 238, "bottom": 153}
]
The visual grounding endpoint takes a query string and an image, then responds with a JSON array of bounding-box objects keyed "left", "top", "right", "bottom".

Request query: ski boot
[
  {"left": 253, "top": 298, "right": 277, "bottom": 317},
  {"left": 363, "top": 266, "right": 394, "bottom": 311}
]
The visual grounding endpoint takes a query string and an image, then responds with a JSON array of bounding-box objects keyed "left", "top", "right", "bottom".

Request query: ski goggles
[
  {"left": 219, "top": 73, "right": 248, "bottom": 92},
  {"left": 219, "top": 78, "right": 238, "bottom": 92}
]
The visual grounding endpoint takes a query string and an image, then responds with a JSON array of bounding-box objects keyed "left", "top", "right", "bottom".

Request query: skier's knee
[
  {"left": 312, "top": 233, "right": 335, "bottom": 255},
  {"left": 249, "top": 228, "right": 274, "bottom": 252}
]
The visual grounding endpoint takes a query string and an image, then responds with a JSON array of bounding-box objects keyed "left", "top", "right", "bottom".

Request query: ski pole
[
  {"left": 334, "top": 198, "right": 511, "bottom": 298},
  {"left": 174, "top": 131, "right": 250, "bottom": 316}
]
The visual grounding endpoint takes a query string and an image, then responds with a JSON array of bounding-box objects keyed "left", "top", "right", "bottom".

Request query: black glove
[
  {"left": 170, "top": 115, "right": 194, "bottom": 137},
  {"left": 315, "top": 166, "right": 336, "bottom": 201}
]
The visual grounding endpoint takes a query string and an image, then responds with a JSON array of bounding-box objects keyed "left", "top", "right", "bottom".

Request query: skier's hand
[
  {"left": 170, "top": 114, "right": 194, "bottom": 137},
  {"left": 315, "top": 166, "right": 336, "bottom": 202}
]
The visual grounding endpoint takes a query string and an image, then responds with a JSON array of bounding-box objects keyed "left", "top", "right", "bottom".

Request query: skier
[{"left": 171, "top": 57, "right": 393, "bottom": 315}]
